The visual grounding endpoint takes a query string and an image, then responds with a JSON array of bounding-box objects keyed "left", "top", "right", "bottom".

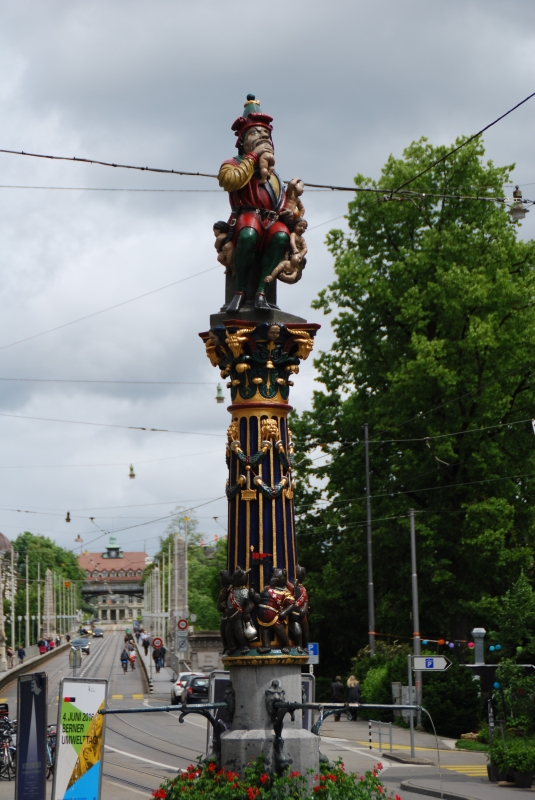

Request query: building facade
[{"left": 78, "top": 536, "right": 149, "bottom": 624}]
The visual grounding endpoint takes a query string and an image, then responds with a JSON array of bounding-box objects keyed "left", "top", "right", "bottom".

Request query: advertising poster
[
  {"left": 52, "top": 678, "right": 108, "bottom": 800},
  {"left": 16, "top": 672, "right": 47, "bottom": 800}
]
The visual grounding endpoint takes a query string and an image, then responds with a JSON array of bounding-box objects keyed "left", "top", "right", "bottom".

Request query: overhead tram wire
[
  {"left": 0, "top": 378, "right": 217, "bottom": 385},
  {"left": 0, "top": 265, "right": 219, "bottom": 353},
  {"left": 0, "top": 410, "right": 225, "bottom": 437},
  {"left": 1, "top": 91, "right": 534, "bottom": 202}
]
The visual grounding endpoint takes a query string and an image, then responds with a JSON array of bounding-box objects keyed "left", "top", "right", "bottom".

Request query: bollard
[
  {"left": 368, "top": 719, "right": 372, "bottom": 750},
  {"left": 378, "top": 721, "right": 382, "bottom": 753},
  {"left": 389, "top": 721, "right": 393, "bottom": 754},
  {"left": 149, "top": 680, "right": 154, "bottom": 694}
]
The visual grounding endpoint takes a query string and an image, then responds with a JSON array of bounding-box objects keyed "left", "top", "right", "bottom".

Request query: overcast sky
[{"left": 0, "top": 0, "right": 533, "bottom": 557}]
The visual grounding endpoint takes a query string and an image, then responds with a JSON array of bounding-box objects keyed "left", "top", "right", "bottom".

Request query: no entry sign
[
  {"left": 177, "top": 619, "right": 188, "bottom": 631},
  {"left": 152, "top": 637, "right": 163, "bottom": 649}
]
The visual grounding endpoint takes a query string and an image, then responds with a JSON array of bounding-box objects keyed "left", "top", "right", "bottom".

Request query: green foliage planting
[
  {"left": 292, "top": 136, "right": 535, "bottom": 678},
  {"left": 495, "top": 659, "right": 535, "bottom": 733},
  {"left": 421, "top": 661, "right": 481, "bottom": 738},
  {"left": 155, "top": 758, "right": 401, "bottom": 800}
]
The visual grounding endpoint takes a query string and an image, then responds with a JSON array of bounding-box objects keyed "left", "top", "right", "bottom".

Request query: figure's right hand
[{"left": 252, "top": 141, "right": 274, "bottom": 158}]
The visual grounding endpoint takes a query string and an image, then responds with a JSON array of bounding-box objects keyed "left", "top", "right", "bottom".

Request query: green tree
[
  {"left": 147, "top": 509, "right": 227, "bottom": 631},
  {"left": 293, "top": 137, "right": 535, "bottom": 678},
  {"left": 494, "top": 573, "right": 535, "bottom": 658},
  {"left": 11, "top": 531, "right": 86, "bottom": 644}
]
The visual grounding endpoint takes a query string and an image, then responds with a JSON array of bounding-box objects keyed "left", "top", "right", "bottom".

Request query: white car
[{"left": 170, "top": 672, "right": 204, "bottom": 704}]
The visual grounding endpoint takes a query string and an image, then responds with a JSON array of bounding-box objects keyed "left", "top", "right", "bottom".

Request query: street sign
[
  {"left": 177, "top": 630, "right": 188, "bottom": 640},
  {"left": 177, "top": 618, "right": 188, "bottom": 631},
  {"left": 413, "top": 656, "right": 451, "bottom": 671},
  {"left": 177, "top": 637, "right": 188, "bottom": 652},
  {"left": 307, "top": 642, "right": 319, "bottom": 665},
  {"left": 152, "top": 637, "right": 163, "bottom": 649}
]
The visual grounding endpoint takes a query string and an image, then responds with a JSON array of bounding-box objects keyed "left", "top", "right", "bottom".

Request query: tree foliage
[
  {"left": 148, "top": 509, "right": 227, "bottom": 631},
  {"left": 292, "top": 137, "right": 535, "bottom": 678}
]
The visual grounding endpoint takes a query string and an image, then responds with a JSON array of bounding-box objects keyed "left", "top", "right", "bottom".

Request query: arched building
[{"left": 78, "top": 535, "right": 149, "bottom": 624}]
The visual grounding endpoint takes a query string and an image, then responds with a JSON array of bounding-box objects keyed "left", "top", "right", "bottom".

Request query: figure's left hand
[{"left": 278, "top": 208, "right": 294, "bottom": 224}]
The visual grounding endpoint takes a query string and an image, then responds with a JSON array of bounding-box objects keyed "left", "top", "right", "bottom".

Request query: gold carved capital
[
  {"left": 225, "top": 327, "right": 255, "bottom": 359},
  {"left": 290, "top": 330, "right": 314, "bottom": 361}
]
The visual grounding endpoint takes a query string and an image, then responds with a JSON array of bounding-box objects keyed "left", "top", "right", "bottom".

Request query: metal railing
[{"left": 368, "top": 719, "right": 393, "bottom": 754}]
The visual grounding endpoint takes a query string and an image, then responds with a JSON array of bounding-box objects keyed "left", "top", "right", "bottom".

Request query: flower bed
[{"left": 153, "top": 758, "right": 401, "bottom": 799}]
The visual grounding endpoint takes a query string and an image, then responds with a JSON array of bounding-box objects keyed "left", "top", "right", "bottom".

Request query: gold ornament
[{"left": 225, "top": 327, "right": 255, "bottom": 358}]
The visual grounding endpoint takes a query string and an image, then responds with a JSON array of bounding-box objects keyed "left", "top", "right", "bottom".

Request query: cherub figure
[
  {"left": 213, "top": 220, "right": 235, "bottom": 274},
  {"left": 258, "top": 150, "right": 275, "bottom": 184},
  {"left": 265, "top": 219, "right": 308, "bottom": 285},
  {"left": 285, "top": 177, "right": 305, "bottom": 218}
]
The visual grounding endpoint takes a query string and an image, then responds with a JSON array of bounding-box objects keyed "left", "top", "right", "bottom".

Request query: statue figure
[
  {"left": 288, "top": 565, "right": 309, "bottom": 654},
  {"left": 213, "top": 221, "right": 235, "bottom": 274},
  {"left": 265, "top": 219, "right": 308, "bottom": 285},
  {"left": 250, "top": 568, "right": 295, "bottom": 654},
  {"left": 224, "top": 566, "right": 255, "bottom": 655},
  {"left": 217, "top": 94, "right": 305, "bottom": 313},
  {"left": 285, "top": 178, "right": 305, "bottom": 217},
  {"left": 217, "top": 569, "right": 231, "bottom": 652}
]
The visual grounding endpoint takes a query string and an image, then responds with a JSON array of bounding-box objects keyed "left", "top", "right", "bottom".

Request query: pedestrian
[
  {"left": 66, "top": 634, "right": 71, "bottom": 643},
  {"left": 38, "top": 638, "right": 47, "bottom": 655},
  {"left": 55, "top": 634, "right": 61, "bottom": 647},
  {"left": 129, "top": 650, "right": 136, "bottom": 671},
  {"left": 6, "top": 646, "right": 14, "bottom": 668},
  {"left": 346, "top": 676, "right": 361, "bottom": 721},
  {"left": 142, "top": 635, "right": 149, "bottom": 656},
  {"left": 152, "top": 645, "right": 165, "bottom": 673},
  {"left": 17, "top": 645, "right": 25, "bottom": 664},
  {"left": 330, "top": 675, "right": 345, "bottom": 721}
]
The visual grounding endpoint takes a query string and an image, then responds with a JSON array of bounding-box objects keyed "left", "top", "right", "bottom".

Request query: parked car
[
  {"left": 71, "top": 637, "right": 90, "bottom": 655},
  {"left": 180, "top": 675, "right": 209, "bottom": 705},
  {"left": 93, "top": 628, "right": 104, "bottom": 638},
  {"left": 170, "top": 672, "right": 204, "bottom": 705}
]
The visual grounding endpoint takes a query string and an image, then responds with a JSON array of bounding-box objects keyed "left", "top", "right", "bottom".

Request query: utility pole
[
  {"left": 37, "top": 563, "right": 41, "bottom": 640},
  {"left": 364, "top": 424, "right": 375, "bottom": 656},
  {"left": 10, "top": 548, "right": 15, "bottom": 652},
  {"left": 0, "top": 557, "right": 7, "bottom": 671},
  {"left": 410, "top": 508, "right": 422, "bottom": 728},
  {"left": 25, "top": 555, "right": 30, "bottom": 649},
  {"left": 184, "top": 517, "right": 189, "bottom": 618}
]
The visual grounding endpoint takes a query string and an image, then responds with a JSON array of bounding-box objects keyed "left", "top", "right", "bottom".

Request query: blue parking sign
[
  {"left": 425, "top": 658, "right": 434, "bottom": 669},
  {"left": 307, "top": 643, "right": 319, "bottom": 664}
]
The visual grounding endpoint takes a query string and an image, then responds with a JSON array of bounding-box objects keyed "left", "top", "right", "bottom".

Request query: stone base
[
  {"left": 210, "top": 307, "right": 307, "bottom": 327},
  {"left": 221, "top": 728, "right": 319, "bottom": 779},
  {"left": 220, "top": 660, "right": 319, "bottom": 782},
  {"left": 222, "top": 647, "right": 309, "bottom": 667}
]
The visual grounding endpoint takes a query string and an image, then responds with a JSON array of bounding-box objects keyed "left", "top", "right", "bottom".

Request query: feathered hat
[{"left": 231, "top": 94, "right": 273, "bottom": 149}]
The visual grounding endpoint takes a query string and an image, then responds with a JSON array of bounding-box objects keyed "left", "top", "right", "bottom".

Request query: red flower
[
  {"left": 260, "top": 773, "right": 269, "bottom": 785},
  {"left": 289, "top": 771, "right": 300, "bottom": 778},
  {"left": 377, "top": 762, "right": 383, "bottom": 772},
  {"left": 313, "top": 787, "right": 325, "bottom": 793},
  {"left": 207, "top": 763, "right": 216, "bottom": 772},
  {"left": 152, "top": 791, "right": 166, "bottom": 799},
  {"left": 378, "top": 787, "right": 383, "bottom": 794},
  {"left": 326, "top": 774, "right": 337, "bottom": 782}
]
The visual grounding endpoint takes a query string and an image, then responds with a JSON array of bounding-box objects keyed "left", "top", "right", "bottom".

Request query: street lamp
[
  {"left": 17, "top": 616, "right": 22, "bottom": 646},
  {"left": 509, "top": 186, "right": 529, "bottom": 222},
  {"left": 31, "top": 615, "right": 36, "bottom": 645}
]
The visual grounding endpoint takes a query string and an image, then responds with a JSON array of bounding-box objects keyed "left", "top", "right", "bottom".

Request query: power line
[
  {"left": 0, "top": 410, "right": 225, "bottom": 437},
  {"left": 0, "top": 378, "right": 215, "bottom": 385},
  {"left": 0, "top": 265, "right": 220, "bottom": 352},
  {"left": 0, "top": 184, "right": 331, "bottom": 194},
  {"left": 0, "top": 449, "right": 219, "bottom": 469},
  {"left": 390, "top": 90, "right": 535, "bottom": 195}
]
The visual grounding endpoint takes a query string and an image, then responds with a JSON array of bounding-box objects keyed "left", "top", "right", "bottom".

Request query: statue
[
  {"left": 213, "top": 221, "right": 235, "bottom": 275},
  {"left": 249, "top": 568, "right": 295, "bottom": 654},
  {"left": 217, "top": 569, "right": 231, "bottom": 652},
  {"left": 224, "top": 567, "right": 255, "bottom": 655},
  {"left": 265, "top": 219, "right": 308, "bottom": 285},
  {"left": 217, "top": 94, "right": 306, "bottom": 313},
  {"left": 288, "top": 565, "right": 309, "bottom": 654}
]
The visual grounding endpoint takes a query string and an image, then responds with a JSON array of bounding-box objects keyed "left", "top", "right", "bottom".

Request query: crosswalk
[{"left": 442, "top": 764, "right": 488, "bottom": 777}]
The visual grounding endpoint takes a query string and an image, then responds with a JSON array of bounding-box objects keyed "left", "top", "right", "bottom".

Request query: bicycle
[
  {"left": 121, "top": 659, "right": 128, "bottom": 674},
  {"left": 46, "top": 725, "right": 56, "bottom": 780},
  {"left": 0, "top": 723, "right": 16, "bottom": 781}
]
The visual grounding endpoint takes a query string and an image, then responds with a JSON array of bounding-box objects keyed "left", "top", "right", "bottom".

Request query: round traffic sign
[
  {"left": 152, "top": 637, "right": 163, "bottom": 648},
  {"left": 177, "top": 618, "right": 188, "bottom": 631}
]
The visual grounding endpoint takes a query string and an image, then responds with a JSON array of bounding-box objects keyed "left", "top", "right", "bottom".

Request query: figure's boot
[
  {"left": 226, "top": 227, "right": 258, "bottom": 312},
  {"left": 257, "top": 232, "right": 290, "bottom": 306}
]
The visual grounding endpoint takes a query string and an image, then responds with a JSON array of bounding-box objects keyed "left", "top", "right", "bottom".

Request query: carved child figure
[
  {"left": 213, "top": 221, "right": 235, "bottom": 274},
  {"left": 250, "top": 568, "right": 295, "bottom": 654},
  {"left": 285, "top": 177, "right": 305, "bottom": 218},
  {"left": 225, "top": 566, "right": 254, "bottom": 655},
  {"left": 288, "top": 564, "right": 309, "bottom": 653},
  {"left": 265, "top": 219, "right": 308, "bottom": 285}
]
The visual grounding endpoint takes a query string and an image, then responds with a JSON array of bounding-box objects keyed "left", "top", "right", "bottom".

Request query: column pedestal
[{"left": 221, "top": 661, "right": 319, "bottom": 778}]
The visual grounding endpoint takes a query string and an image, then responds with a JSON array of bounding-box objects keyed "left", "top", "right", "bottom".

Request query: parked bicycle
[
  {"left": 0, "top": 719, "right": 16, "bottom": 780},
  {"left": 46, "top": 725, "right": 56, "bottom": 779}
]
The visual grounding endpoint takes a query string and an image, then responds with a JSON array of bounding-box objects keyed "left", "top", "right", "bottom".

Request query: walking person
[
  {"left": 17, "top": 645, "right": 25, "bottom": 664},
  {"left": 6, "top": 646, "right": 14, "bottom": 668},
  {"left": 142, "top": 634, "right": 149, "bottom": 656},
  {"left": 330, "top": 675, "right": 345, "bottom": 721},
  {"left": 346, "top": 675, "right": 361, "bottom": 721}
]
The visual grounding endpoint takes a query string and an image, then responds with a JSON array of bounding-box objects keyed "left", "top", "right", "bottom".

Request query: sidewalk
[
  {"left": 136, "top": 641, "right": 176, "bottom": 701},
  {"left": 318, "top": 717, "right": 456, "bottom": 754}
]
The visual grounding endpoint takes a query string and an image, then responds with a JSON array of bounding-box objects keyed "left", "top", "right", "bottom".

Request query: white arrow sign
[{"left": 413, "top": 656, "right": 451, "bottom": 671}]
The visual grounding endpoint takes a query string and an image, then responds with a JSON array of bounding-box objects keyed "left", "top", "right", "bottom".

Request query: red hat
[{"left": 231, "top": 94, "right": 273, "bottom": 148}]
